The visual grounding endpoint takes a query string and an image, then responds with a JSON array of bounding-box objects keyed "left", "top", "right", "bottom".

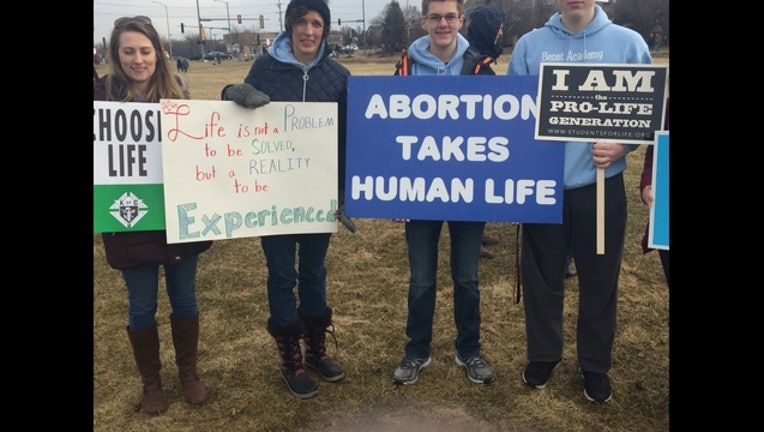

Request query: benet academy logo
[{"left": 110, "top": 192, "right": 149, "bottom": 228}]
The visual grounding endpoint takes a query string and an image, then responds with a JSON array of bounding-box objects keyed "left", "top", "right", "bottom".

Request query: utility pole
[
  {"left": 277, "top": 1, "right": 284, "bottom": 31},
  {"left": 196, "top": 0, "right": 205, "bottom": 60},
  {"left": 152, "top": 1, "right": 173, "bottom": 58},
  {"left": 362, "top": 0, "right": 367, "bottom": 49},
  {"left": 215, "top": 0, "right": 233, "bottom": 54}
]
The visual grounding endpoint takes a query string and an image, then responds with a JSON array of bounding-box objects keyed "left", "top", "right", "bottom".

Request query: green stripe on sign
[{"left": 93, "top": 184, "right": 166, "bottom": 232}]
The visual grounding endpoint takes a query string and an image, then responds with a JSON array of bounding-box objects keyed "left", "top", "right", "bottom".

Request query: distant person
[
  {"left": 391, "top": 0, "right": 495, "bottom": 386},
  {"left": 508, "top": 0, "right": 652, "bottom": 403},
  {"left": 465, "top": 6, "right": 504, "bottom": 63},
  {"left": 220, "top": 0, "right": 350, "bottom": 399},
  {"left": 640, "top": 98, "right": 670, "bottom": 287},
  {"left": 94, "top": 15, "right": 213, "bottom": 415},
  {"left": 177, "top": 56, "right": 183, "bottom": 71},
  {"left": 181, "top": 57, "right": 189, "bottom": 72}
]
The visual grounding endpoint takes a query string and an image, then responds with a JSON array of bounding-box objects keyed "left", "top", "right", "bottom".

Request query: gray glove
[{"left": 223, "top": 83, "right": 271, "bottom": 108}]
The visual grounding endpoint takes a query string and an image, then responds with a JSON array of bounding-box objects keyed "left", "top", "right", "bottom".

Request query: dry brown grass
[{"left": 94, "top": 51, "right": 669, "bottom": 432}]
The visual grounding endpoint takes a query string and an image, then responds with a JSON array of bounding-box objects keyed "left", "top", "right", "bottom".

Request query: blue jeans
[
  {"left": 122, "top": 255, "right": 200, "bottom": 331},
  {"left": 261, "top": 232, "right": 332, "bottom": 327},
  {"left": 403, "top": 220, "right": 486, "bottom": 359}
]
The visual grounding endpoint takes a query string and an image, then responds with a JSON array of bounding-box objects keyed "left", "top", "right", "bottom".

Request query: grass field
[{"left": 94, "top": 51, "right": 670, "bottom": 432}]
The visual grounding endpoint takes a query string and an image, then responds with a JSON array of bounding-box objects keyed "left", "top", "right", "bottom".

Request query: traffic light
[
  {"left": 237, "top": 14, "right": 242, "bottom": 24},
  {"left": 259, "top": 14, "right": 264, "bottom": 29},
  {"left": 180, "top": 23, "right": 185, "bottom": 33},
  {"left": 199, "top": 26, "right": 205, "bottom": 41},
  {"left": 338, "top": 18, "right": 341, "bottom": 26}
]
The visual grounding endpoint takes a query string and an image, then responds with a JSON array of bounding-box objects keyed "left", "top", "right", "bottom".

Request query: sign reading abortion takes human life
[
  {"left": 158, "top": 99, "right": 339, "bottom": 243},
  {"left": 344, "top": 75, "right": 564, "bottom": 223}
]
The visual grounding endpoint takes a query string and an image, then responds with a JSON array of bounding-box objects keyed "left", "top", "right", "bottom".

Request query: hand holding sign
[
  {"left": 222, "top": 83, "right": 272, "bottom": 109},
  {"left": 536, "top": 63, "right": 669, "bottom": 254}
]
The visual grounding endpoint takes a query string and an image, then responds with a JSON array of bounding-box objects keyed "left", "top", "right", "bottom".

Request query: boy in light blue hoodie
[
  {"left": 390, "top": 0, "right": 495, "bottom": 387},
  {"left": 507, "top": 0, "right": 652, "bottom": 404}
]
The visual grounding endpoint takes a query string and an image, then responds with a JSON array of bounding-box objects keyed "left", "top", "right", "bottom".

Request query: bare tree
[
  {"left": 612, "top": 0, "right": 669, "bottom": 44},
  {"left": 462, "top": 0, "right": 669, "bottom": 48},
  {"left": 401, "top": 3, "right": 426, "bottom": 43}
]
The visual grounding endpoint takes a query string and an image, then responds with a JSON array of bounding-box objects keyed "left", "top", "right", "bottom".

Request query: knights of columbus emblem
[{"left": 109, "top": 192, "right": 149, "bottom": 228}]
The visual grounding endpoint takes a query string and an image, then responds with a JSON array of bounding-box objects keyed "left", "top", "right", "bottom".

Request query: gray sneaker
[
  {"left": 455, "top": 354, "right": 495, "bottom": 384},
  {"left": 392, "top": 355, "right": 432, "bottom": 385}
]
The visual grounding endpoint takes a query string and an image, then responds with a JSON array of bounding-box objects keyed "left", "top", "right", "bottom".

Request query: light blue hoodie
[
  {"left": 407, "top": 33, "right": 470, "bottom": 76},
  {"left": 267, "top": 30, "right": 328, "bottom": 72},
  {"left": 508, "top": 4, "right": 652, "bottom": 189}
]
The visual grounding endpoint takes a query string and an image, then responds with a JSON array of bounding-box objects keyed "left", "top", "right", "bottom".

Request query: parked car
[
  {"left": 331, "top": 44, "right": 357, "bottom": 57},
  {"left": 203, "top": 51, "right": 233, "bottom": 60}
]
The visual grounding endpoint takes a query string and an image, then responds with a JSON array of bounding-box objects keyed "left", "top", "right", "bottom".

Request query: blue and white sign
[{"left": 345, "top": 75, "right": 564, "bottom": 223}]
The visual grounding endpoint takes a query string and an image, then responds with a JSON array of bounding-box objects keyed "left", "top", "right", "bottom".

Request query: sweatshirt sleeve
[{"left": 639, "top": 145, "right": 654, "bottom": 193}]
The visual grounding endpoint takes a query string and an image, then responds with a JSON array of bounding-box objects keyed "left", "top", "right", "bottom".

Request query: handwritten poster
[{"left": 159, "top": 99, "right": 339, "bottom": 243}]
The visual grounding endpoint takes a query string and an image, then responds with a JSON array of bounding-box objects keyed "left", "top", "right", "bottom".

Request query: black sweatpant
[{"left": 520, "top": 172, "right": 627, "bottom": 373}]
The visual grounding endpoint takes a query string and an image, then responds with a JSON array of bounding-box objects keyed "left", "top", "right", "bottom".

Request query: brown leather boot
[
  {"left": 126, "top": 325, "right": 169, "bottom": 415},
  {"left": 170, "top": 314, "right": 209, "bottom": 405}
]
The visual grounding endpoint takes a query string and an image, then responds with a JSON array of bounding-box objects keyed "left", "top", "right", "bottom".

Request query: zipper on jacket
[{"left": 302, "top": 71, "right": 309, "bottom": 101}]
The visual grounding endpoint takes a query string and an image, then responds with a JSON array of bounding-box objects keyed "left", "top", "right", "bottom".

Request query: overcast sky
[{"left": 94, "top": 0, "right": 415, "bottom": 45}]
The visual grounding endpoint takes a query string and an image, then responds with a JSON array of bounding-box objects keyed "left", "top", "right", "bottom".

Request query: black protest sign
[{"left": 535, "top": 63, "right": 668, "bottom": 144}]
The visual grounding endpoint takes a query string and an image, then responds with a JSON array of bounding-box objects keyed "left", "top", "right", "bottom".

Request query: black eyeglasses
[
  {"left": 424, "top": 13, "right": 461, "bottom": 24},
  {"left": 114, "top": 16, "right": 153, "bottom": 28}
]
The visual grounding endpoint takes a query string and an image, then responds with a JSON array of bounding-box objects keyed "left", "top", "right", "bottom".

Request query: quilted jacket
[
  {"left": 94, "top": 75, "right": 212, "bottom": 270},
  {"left": 224, "top": 48, "right": 351, "bottom": 193}
]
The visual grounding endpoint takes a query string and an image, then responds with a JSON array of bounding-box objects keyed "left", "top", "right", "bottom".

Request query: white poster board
[{"left": 159, "top": 99, "right": 338, "bottom": 243}]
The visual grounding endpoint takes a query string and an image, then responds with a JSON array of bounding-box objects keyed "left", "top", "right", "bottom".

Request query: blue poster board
[
  {"left": 344, "top": 75, "right": 564, "bottom": 223},
  {"left": 649, "top": 132, "right": 669, "bottom": 250}
]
